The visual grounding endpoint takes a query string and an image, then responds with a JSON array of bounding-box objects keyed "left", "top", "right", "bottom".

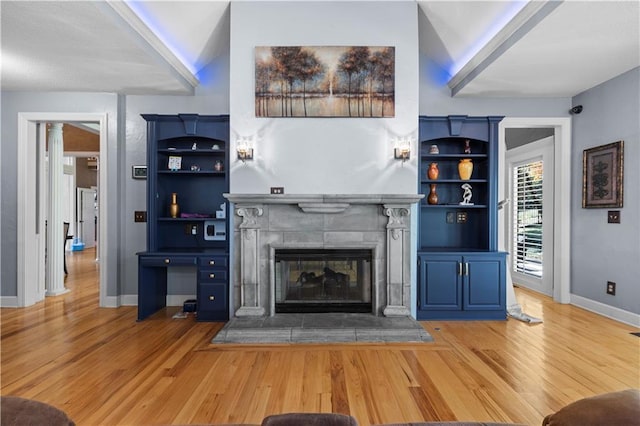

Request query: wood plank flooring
[{"left": 1, "top": 248, "right": 638, "bottom": 425}]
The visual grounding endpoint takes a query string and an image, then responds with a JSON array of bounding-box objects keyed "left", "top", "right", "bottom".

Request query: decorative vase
[
  {"left": 464, "top": 139, "right": 471, "bottom": 154},
  {"left": 458, "top": 159, "right": 473, "bottom": 180},
  {"left": 169, "top": 192, "right": 179, "bottom": 218},
  {"left": 427, "top": 184, "right": 438, "bottom": 205},
  {"left": 427, "top": 162, "right": 439, "bottom": 180}
]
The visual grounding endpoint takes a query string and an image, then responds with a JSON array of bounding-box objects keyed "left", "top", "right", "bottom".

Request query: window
[{"left": 512, "top": 161, "right": 543, "bottom": 278}]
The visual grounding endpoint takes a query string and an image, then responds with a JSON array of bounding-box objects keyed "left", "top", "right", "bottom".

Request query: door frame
[
  {"left": 498, "top": 117, "right": 571, "bottom": 304},
  {"left": 506, "top": 136, "right": 554, "bottom": 296},
  {"left": 17, "top": 112, "right": 108, "bottom": 307}
]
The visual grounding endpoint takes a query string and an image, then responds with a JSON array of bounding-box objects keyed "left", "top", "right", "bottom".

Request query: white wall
[
  {"left": 571, "top": 67, "right": 640, "bottom": 321},
  {"left": 229, "top": 1, "right": 419, "bottom": 195}
]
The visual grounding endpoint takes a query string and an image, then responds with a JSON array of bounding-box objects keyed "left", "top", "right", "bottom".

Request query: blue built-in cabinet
[
  {"left": 137, "top": 114, "right": 230, "bottom": 321},
  {"left": 417, "top": 116, "right": 507, "bottom": 320}
]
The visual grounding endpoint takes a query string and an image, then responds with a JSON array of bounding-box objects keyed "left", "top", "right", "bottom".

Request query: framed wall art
[
  {"left": 255, "top": 46, "right": 395, "bottom": 118},
  {"left": 582, "top": 141, "right": 624, "bottom": 208}
]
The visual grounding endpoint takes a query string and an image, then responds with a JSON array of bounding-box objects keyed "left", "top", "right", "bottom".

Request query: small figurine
[
  {"left": 214, "top": 160, "right": 223, "bottom": 171},
  {"left": 460, "top": 183, "right": 473, "bottom": 205},
  {"left": 190, "top": 164, "right": 200, "bottom": 171},
  {"left": 212, "top": 144, "right": 220, "bottom": 150},
  {"left": 429, "top": 144, "right": 439, "bottom": 154},
  {"left": 192, "top": 142, "right": 198, "bottom": 150},
  {"left": 464, "top": 139, "right": 471, "bottom": 154}
]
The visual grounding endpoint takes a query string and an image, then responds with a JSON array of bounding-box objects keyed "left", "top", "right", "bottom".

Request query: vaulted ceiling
[{"left": 1, "top": 1, "right": 638, "bottom": 97}]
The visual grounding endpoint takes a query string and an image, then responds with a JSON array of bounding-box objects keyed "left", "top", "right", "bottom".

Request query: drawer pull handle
[
  {"left": 209, "top": 260, "right": 215, "bottom": 265},
  {"left": 209, "top": 273, "right": 215, "bottom": 279},
  {"left": 164, "top": 259, "right": 170, "bottom": 264},
  {"left": 209, "top": 295, "right": 215, "bottom": 301}
]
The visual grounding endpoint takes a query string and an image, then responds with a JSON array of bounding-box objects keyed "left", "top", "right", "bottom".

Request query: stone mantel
[
  {"left": 224, "top": 193, "right": 424, "bottom": 318},
  {"left": 224, "top": 193, "right": 424, "bottom": 205}
]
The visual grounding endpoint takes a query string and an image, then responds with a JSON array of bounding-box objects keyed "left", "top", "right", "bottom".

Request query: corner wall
[{"left": 571, "top": 67, "right": 640, "bottom": 322}]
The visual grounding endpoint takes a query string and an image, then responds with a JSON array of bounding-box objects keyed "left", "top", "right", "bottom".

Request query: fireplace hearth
[{"left": 224, "top": 194, "right": 424, "bottom": 317}]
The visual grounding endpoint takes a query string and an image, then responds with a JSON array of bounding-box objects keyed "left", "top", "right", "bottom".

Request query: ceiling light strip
[
  {"left": 449, "top": 0, "right": 563, "bottom": 97},
  {"left": 103, "top": 1, "right": 199, "bottom": 90}
]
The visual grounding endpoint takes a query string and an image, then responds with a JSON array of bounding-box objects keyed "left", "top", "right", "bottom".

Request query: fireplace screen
[{"left": 275, "top": 249, "right": 372, "bottom": 313}]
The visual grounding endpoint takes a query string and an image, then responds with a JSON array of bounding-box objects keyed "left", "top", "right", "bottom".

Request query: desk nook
[{"left": 137, "top": 114, "right": 230, "bottom": 321}]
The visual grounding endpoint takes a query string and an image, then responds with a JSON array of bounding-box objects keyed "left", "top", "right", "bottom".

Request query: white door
[{"left": 507, "top": 136, "right": 554, "bottom": 296}]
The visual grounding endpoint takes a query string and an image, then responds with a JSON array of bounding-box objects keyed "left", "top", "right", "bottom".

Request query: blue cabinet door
[
  {"left": 462, "top": 253, "right": 506, "bottom": 311},
  {"left": 419, "top": 255, "right": 462, "bottom": 310}
]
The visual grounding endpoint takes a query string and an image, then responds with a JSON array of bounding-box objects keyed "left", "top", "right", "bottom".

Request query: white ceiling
[{"left": 1, "top": 1, "right": 638, "bottom": 97}]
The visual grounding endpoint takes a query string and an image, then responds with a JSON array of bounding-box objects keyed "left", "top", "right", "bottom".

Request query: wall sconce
[
  {"left": 394, "top": 137, "right": 411, "bottom": 162},
  {"left": 236, "top": 137, "right": 254, "bottom": 162}
]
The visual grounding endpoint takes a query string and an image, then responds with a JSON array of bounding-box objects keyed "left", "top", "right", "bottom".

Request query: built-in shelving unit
[{"left": 417, "top": 115, "right": 507, "bottom": 320}]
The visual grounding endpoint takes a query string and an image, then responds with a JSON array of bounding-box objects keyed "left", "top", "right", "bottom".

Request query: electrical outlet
[
  {"left": 134, "top": 211, "right": 147, "bottom": 222},
  {"left": 270, "top": 187, "right": 284, "bottom": 194},
  {"left": 606, "top": 281, "right": 616, "bottom": 295},
  {"left": 456, "top": 211, "right": 468, "bottom": 223}
]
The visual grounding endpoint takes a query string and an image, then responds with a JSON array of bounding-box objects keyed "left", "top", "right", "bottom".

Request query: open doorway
[
  {"left": 506, "top": 134, "right": 554, "bottom": 297},
  {"left": 498, "top": 118, "right": 571, "bottom": 305},
  {"left": 17, "top": 113, "right": 108, "bottom": 308}
]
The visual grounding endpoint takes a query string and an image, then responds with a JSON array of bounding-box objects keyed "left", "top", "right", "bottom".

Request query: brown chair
[
  {"left": 542, "top": 389, "right": 640, "bottom": 426},
  {"left": 0, "top": 396, "right": 75, "bottom": 426},
  {"left": 261, "top": 413, "right": 358, "bottom": 426},
  {"left": 63, "top": 222, "right": 70, "bottom": 274}
]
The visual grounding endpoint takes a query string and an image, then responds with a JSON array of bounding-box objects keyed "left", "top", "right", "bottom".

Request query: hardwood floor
[{"left": 2, "top": 248, "right": 638, "bottom": 425}]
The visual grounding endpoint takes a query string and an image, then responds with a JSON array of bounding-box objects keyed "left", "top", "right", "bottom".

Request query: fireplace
[
  {"left": 224, "top": 194, "right": 423, "bottom": 317},
  {"left": 275, "top": 249, "right": 372, "bottom": 313}
]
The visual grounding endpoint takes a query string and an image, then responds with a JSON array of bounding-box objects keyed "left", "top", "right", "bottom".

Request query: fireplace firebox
[{"left": 275, "top": 249, "right": 372, "bottom": 313}]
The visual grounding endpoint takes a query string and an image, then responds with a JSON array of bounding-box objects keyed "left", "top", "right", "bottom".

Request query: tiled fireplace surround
[{"left": 224, "top": 194, "right": 424, "bottom": 318}]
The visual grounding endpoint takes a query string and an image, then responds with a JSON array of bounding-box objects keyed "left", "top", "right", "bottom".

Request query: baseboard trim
[
  {"left": 571, "top": 294, "right": 640, "bottom": 327},
  {"left": 102, "top": 295, "right": 126, "bottom": 308},
  {"left": 0, "top": 296, "right": 19, "bottom": 308}
]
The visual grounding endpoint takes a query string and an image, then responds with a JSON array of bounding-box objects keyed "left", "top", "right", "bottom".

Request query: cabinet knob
[
  {"left": 209, "top": 295, "right": 215, "bottom": 301},
  {"left": 209, "top": 260, "right": 215, "bottom": 265},
  {"left": 164, "top": 258, "right": 170, "bottom": 264},
  {"left": 209, "top": 273, "right": 215, "bottom": 279}
]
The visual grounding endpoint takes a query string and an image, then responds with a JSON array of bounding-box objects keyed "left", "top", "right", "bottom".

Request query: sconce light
[
  {"left": 393, "top": 137, "right": 411, "bottom": 162},
  {"left": 236, "top": 137, "right": 254, "bottom": 162}
]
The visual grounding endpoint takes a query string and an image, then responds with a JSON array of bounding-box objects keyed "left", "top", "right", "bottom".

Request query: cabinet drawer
[
  {"left": 139, "top": 255, "right": 197, "bottom": 267},
  {"left": 198, "top": 256, "right": 228, "bottom": 268},
  {"left": 198, "top": 270, "right": 227, "bottom": 282},
  {"left": 198, "top": 283, "right": 227, "bottom": 311}
]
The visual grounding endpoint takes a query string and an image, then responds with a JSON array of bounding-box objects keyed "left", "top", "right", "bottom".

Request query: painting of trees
[{"left": 255, "top": 46, "right": 394, "bottom": 117}]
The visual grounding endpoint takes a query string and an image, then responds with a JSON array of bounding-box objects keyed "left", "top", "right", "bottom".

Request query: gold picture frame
[{"left": 582, "top": 141, "right": 623, "bottom": 208}]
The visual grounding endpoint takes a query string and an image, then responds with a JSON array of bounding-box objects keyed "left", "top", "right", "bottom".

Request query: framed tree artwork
[
  {"left": 255, "top": 46, "right": 395, "bottom": 118},
  {"left": 582, "top": 141, "right": 624, "bottom": 208}
]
